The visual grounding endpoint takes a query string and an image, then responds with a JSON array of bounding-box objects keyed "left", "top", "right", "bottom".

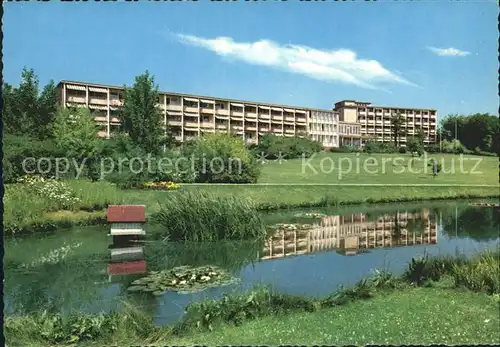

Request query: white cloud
[
  {"left": 175, "top": 34, "right": 417, "bottom": 90},
  {"left": 427, "top": 46, "right": 471, "bottom": 57}
]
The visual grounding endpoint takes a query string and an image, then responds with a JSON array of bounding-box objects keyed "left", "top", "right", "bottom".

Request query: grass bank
[
  {"left": 4, "top": 153, "right": 499, "bottom": 235},
  {"left": 5, "top": 250, "right": 499, "bottom": 346}
]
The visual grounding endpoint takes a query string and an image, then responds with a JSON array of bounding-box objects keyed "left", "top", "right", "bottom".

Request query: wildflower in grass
[{"left": 17, "top": 175, "right": 80, "bottom": 209}]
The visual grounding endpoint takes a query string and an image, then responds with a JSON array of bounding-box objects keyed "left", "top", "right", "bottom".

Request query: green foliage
[
  {"left": 120, "top": 71, "right": 167, "bottom": 154},
  {"left": 441, "top": 113, "right": 499, "bottom": 154},
  {"left": 440, "top": 139, "right": 466, "bottom": 154},
  {"left": 253, "top": 134, "right": 322, "bottom": 159},
  {"left": 452, "top": 251, "right": 500, "bottom": 294},
  {"left": 177, "top": 286, "right": 317, "bottom": 333},
  {"left": 127, "top": 265, "right": 237, "bottom": 296},
  {"left": 4, "top": 310, "right": 120, "bottom": 344},
  {"left": 53, "top": 107, "right": 101, "bottom": 158},
  {"left": 363, "top": 141, "right": 397, "bottom": 154},
  {"left": 403, "top": 255, "right": 440, "bottom": 286},
  {"left": 321, "top": 278, "right": 375, "bottom": 307},
  {"left": 185, "top": 132, "right": 260, "bottom": 183},
  {"left": 53, "top": 107, "right": 103, "bottom": 181},
  {"left": 425, "top": 144, "right": 441, "bottom": 153},
  {"left": 406, "top": 135, "right": 424, "bottom": 156},
  {"left": 3, "top": 134, "right": 65, "bottom": 183},
  {"left": 2, "top": 67, "right": 58, "bottom": 139},
  {"left": 390, "top": 113, "right": 406, "bottom": 146},
  {"left": 151, "top": 191, "right": 267, "bottom": 242},
  {"left": 336, "top": 145, "right": 361, "bottom": 153}
]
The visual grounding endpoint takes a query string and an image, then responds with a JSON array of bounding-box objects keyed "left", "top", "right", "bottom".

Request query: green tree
[
  {"left": 2, "top": 83, "right": 20, "bottom": 134},
  {"left": 2, "top": 67, "right": 58, "bottom": 139},
  {"left": 36, "top": 81, "right": 58, "bottom": 139},
  {"left": 120, "top": 71, "right": 166, "bottom": 154},
  {"left": 53, "top": 107, "right": 102, "bottom": 180},
  {"left": 440, "top": 113, "right": 499, "bottom": 153},
  {"left": 407, "top": 128, "right": 425, "bottom": 156},
  {"left": 390, "top": 113, "right": 405, "bottom": 147}
]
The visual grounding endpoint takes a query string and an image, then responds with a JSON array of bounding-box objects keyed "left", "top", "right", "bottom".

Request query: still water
[{"left": 4, "top": 200, "right": 499, "bottom": 326}]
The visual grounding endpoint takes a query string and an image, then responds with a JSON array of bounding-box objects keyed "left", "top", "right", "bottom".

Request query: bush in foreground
[
  {"left": 184, "top": 133, "right": 261, "bottom": 183},
  {"left": 151, "top": 191, "right": 267, "bottom": 242}
]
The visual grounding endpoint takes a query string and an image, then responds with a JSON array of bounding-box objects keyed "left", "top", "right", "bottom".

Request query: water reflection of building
[
  {"left": 261, "top": 209, "right": 437, "bottom": 260},
  {"left": 107, "top": 205, "right": 148, "bottom": 280},
  {"left": 107, "top": 240, "right": 147, "bottom": 280}
]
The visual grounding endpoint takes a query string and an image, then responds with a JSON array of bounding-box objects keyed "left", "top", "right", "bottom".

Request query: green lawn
[
  {"left": 167, "top": 287, "right": 500, "bottom": 346},
  {"left": 257, "top": 152, "right": 498, "bottom": 185},
  {"left": 4, "top": 153, "right": 499, "bottom": 234}
]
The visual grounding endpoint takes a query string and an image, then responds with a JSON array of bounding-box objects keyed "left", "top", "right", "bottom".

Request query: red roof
[
  {"left": 107, "top": 205, "right": 146, "bottom": 222},
  {"left": 107, "top": 260, "right": 147, "bottom": 275}
]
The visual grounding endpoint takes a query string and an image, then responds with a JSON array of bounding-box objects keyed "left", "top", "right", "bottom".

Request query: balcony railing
[
  {"left": 67, "top": 96, "right": 86, "bottom": 103},
  {"left": 89, "top": 98, "right": 108, "bottom": 105}
]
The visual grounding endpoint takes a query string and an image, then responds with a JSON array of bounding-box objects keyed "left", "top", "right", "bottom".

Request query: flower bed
[
  {"left": 143, "top": 181, "right": 180, "bottom": 190},
  {"left": 126, "top": 265, "right": 237, "bottom": 295}
]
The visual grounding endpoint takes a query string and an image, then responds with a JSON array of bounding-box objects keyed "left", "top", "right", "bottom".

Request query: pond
[{"left": 4, "top": 199, "right": 499, "bottom": 326}]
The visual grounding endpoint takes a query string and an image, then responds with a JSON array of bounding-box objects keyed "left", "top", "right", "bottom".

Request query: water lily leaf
[{"left": 127, "top": 285, "right": 144, "bottom": 292}]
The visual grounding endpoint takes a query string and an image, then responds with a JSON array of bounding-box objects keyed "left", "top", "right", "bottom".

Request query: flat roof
[
  {"left": 334, "top": 99, "right": 436, "bottom": 112},
  {"left": 58, "top": 80, "right": 335, "bottom": 113}
]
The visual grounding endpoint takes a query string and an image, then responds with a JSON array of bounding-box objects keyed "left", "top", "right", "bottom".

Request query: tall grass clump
[
  {"left": 452, "top": 249, "right": 500, "bottom": 294},
  {"left": 174, "top": 286, "right": 317, "bottom": 333},
  {"left": 151, "top": 191, "right": 267, "bottom": 242},
  {"left": 402, "top": 249, "right": 499, "bottom": 293}
]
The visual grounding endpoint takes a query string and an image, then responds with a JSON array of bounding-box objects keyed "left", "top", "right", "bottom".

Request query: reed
[{"left": 151, "top": 191, "right": 267, "bottom": 242}]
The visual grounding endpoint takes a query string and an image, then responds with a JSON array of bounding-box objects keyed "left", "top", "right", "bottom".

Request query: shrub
[
  {"left": 403, "top": 255, "right": 440, "bottom": 286},
  {"left": 254, "top": 134, "right": 322, "bottom": 159},
  {"left": 184, "top": 133, "right": 260, "bottom": 183},
  {"left": 337, "top": 145, "right": 361, "bottom": 153},
  {"left": 425, "top": 144, "right": 440, "bottom": 153},
  {"left": 441, "top": 139, "right": 466, "bottom": 154},
  {"left": 17, "top": 175, "right": 81, "bottom": 210},
  {"left": 398, "top": 146, "right": 407, "bottom": 154},
  {"left": 3, "top": 134, "right": 66, "bottom": 183},
  {"left": 363, "top": 140, "right": 397, "bottom": 154},
  {"left": 4, "top": 305, "right": 157, "bottom": 346},
  {"left": 452, "top": 251, "right": 500, "bottom": 294},
  {"left": 151, "top": 191, "right": 267, "bottom": 242},
  {"left": 176, "top": 286, "right": 316, "bottom": 333}
]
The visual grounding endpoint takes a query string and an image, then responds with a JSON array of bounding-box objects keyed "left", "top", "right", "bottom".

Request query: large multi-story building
[
  {"left": 57, "top": 80, "right": 309, "bottom": 145},
  {"left": 56, "top": 80, "right": 437, "bottom": 148},
  {"left": 334, "top": 100, "right": 438, "bottom": 145}
]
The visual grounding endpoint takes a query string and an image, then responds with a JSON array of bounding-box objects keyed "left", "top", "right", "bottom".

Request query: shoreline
[
  {"left": 5, "top": 193, "right": 499, "bottom": 237},
  {"left": 6, "top": 250, "right": 500, "bottom": 346}
]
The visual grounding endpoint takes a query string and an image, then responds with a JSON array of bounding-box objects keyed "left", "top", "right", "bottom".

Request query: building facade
[
  {"left": 57, "top": 80, "right": 437, "bottom": 149},
  {"left": 308, "top": 109, "right": 339, "bottom": 149},
  {"left": 334, "top": 100, "right": 437, "bottom": 145},
  {"left": 57, "top": 80, "right": 309, "bottom": 145}
]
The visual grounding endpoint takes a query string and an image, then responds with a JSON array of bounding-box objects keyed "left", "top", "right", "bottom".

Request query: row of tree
[
  {"left": 440, "top": 113, "right": 499, "bottom": 154},
  {"left": 374, "top": 111, "right": 499, "bottom": 155}
]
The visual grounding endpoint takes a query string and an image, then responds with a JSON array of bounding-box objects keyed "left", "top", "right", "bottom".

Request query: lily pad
[
  {"left": 127, "top": 285, "right": 145, "bottom": 292},
  {"left": 126, "top": 265, "right": 237, "bottom": 296}
]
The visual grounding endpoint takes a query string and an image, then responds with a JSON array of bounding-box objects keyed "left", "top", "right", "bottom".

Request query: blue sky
[{"left": 4, "top": 1, "right": 498, "bottom": 119}]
